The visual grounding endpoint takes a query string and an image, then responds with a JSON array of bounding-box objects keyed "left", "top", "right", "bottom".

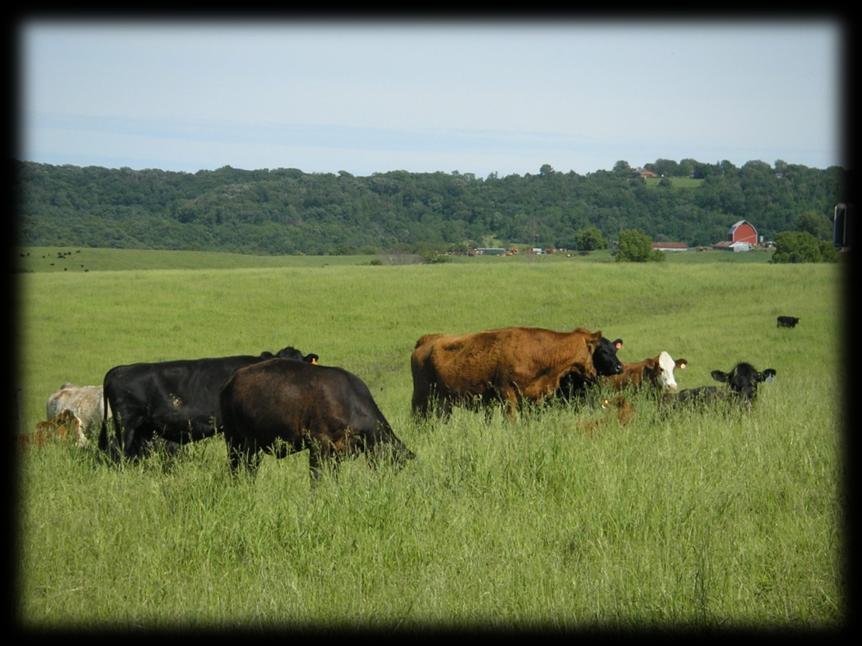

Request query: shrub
[
  {"left": 616, "top": 228, "right": 665, "bottom": 262},
  {"left": 771, "top": 231, "right": 838, "bottom": 263}
]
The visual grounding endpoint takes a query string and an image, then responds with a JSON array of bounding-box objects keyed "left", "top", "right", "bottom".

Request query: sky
[{"left": 19, "top": 19, "right": 845, "bottom": 177}]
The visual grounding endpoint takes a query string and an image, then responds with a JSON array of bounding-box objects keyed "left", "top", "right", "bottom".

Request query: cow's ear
[
  {"left": 760, "top": 369, "right": 776, "bottom": 383},
  {"left": 583, "top": 330, "right": 602, "bottom": 348},
  {"left": 711, "top": 370, "right": 730, "bottom": 383},
  {"left": 676, "top": 359, "right": 688, "bottom": 369}
]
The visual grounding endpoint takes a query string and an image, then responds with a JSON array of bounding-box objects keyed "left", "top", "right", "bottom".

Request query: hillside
[{"left": 16, "top": 159, "right": 846, "bottom": 255}]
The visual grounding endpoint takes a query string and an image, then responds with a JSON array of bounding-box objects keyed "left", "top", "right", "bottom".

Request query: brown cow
[
  {"left": 410, "top": 326, "right": 623, "bottom": 419},
  {"left": 603, "top": 351, "right": 688, "bottom": 392},
  {"left": 19, "top": 410, "right": 83, "bottom": 449}
]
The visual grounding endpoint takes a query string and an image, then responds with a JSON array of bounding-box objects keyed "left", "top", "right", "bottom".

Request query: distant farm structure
[
  {"left": 713, "top": 220, "right": 760, "bottom": 252},
  {"left": 652, "top": 241, "right": 689, "bottom": 252}
]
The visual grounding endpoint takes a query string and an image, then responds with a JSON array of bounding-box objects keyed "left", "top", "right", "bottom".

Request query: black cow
[
  {"left": 556, "top": 336, "right": 625, "bottom": 402},
  {"left": 777, "top": 316, "right": 800, "bottom": 328},
  {"left": 672, "top": 362, "right": 776, "bottom": 407},
  {"left": 220, "top": 358, "right": 414, "bottom": 483},
  {"left": 99, "top": 346, "right": 317, "bottom": 460}
]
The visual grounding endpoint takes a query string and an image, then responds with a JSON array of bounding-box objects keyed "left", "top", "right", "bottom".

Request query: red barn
[{"left": 728, "top": 220, "right": 758, "bottom": 245}]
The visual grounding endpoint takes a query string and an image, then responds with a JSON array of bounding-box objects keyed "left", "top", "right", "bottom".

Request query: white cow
[
  {"left": 45, "top": 383, "right": 112, "bottom": 448},
  {"left": 602, "top": 351, "right": 688, "bottom": 392}
]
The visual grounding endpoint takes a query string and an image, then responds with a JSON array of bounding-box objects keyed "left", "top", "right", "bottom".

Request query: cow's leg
[
  {"left": 435, "top": 393, "right": 454, "bottom": 420},
  {"left": 121, "top": 420, "right": 147, "bottom": 461},
  {"left": 226, "top": 437, "right": 260, "bottom": 477},
  {"left": 414, "top": 385, "right": 449, "bottom": 421},
  {"left": 308, "top": 442, "right": 324, "bottom": 488},
  {"left": 246, "top": 441, "right": 262, "bottom": 475},
  {"left": 497, "top": 386, "right": 520, "bottom": 420},
  {"left": 99, "top": 417, "right": 123, "bottom": 462},
  {"left": 163, "top": 439, "right": 181, "bottom": 456},
  {"left": 226, "top": 438, "right": 244, "bottom": 475},
  {"left": 411, "top": 387, "right": 431, "bottom": 419},
  {"left": 307, "top": 438, "right": 339, "bottom": 488}
]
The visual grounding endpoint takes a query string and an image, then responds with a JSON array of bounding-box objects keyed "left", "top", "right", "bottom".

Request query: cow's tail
[{"left": 98, "top": 371, "right": 111, "bottom": 455}]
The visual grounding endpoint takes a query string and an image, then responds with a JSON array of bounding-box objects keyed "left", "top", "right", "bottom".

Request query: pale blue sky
[{"left": 20, "top": 20, "right": 844, "bottom": 176}]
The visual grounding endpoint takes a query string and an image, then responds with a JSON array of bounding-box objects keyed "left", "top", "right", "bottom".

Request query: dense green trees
[
  {"left": 795, "top": 210, "right": 833, "bottom": 241},
  {"left": 16, "top": 159, "right": 846, "bottom": 256}
]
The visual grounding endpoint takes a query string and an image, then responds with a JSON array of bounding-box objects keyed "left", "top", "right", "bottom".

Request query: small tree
[
  {"left": 771, "top": 231, "right": 838, "bottom": 263},
  {"left": 616, "top": 228, "right": 664, "bottom": 262},
  {"left": 574, "top": 226, "right": 607, "bottom": 251}
]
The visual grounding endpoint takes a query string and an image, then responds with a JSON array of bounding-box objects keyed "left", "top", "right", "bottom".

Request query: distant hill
[{"left": 16, "top": 159, "right": 846, "bottom": 255}]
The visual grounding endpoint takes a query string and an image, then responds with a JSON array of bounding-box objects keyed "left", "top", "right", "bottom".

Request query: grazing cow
[
  {"left": 21, "top": 410, "right": 83, "bottom": 449},
  {"left": 777, "top": 316, "right": 800, "bottom": 328},
  {"left": 410, "top": 326, "right": 623, "bottom": 419},
  {"left": 220, "top": 359, "right": 414, "bottom": 483},
  {"left": 603, "top": 351, "right": 688, "bottom": 392},
  {"left": 672, "top": 362, "right": 776, "bottom": 407},
  {"left": 99, "top": 346, "right": 318, "bottom": 460},
  {"left": 46, "top": 383, "right": 111, "bottom": 447}
]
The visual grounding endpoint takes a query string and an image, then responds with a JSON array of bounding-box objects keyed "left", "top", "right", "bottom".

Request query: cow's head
[
  {"left": 710, "top": 362, "right": 776, "bottom": 401},
  {"left": 647, "top": 351, "right": 688, "bottom": 392},
  {"left": 363, "top": 426, "right": 415, "bottom": 472},
  {"left": 589, "top": 331, "right": 624, "bottom": 376},
  {"left": 272, "top": 347, "right": 320, "bottom": 364}
]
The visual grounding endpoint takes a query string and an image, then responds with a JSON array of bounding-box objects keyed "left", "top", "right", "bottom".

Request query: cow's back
[
  {"left": 455, "top": 326, "right": 594, "bottom": 384},
  {"left": 412, "top": 329, "right": 508, "bottom": 398},
  {"left": 410, "top": 326, "right": 599, "bottom": 416},
  {"left": 494, "top": 327, "right": 599, "bottom": 398},
  {"left": 105, "top": 354, "right": 262, "bottom": 414},
  {"left": 223, "top": 359, "right": 389, "bottom": 446},
  {"left": 102, "top": 354, "right": 270, "bottom": 452},
  {"left": 47, "top": 385, "right": 109, "bottom": 428}
]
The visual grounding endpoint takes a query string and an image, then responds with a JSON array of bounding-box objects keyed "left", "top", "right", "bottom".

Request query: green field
[
  {"left": 17, "top": 244, "right": 774, "bottom": 275},
  {"left": 16, "top": 247, "right": 844, "bottom": 629}
]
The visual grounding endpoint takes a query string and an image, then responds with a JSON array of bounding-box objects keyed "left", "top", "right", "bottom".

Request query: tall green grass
[{"left": 16, "top": 255, "right": 844, "bottom": 629}]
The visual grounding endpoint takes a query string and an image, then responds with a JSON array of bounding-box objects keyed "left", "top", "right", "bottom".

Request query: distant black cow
[
  {"left": 777, "top": 316, "right": 800, "bottom": 328},
  {"left": 99, "top": 346, "right": 317, "bottom": 460},
  {"left": 220, "top": 359, "right": 414, "bottom": 483},
  {"left": 671, "top": 362, "right": 776, "bottom": 408}
]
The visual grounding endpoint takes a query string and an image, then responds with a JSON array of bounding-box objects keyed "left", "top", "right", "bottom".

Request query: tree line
[{"left": 16, "top": 158, "right": 846, "bottom": 256}]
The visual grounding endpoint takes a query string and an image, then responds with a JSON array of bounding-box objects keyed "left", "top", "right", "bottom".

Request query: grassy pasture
[
  {"left": 16, "top": 248, "right": 844, "bottom": 629},
  {"left": 16, "top": 244, "right": 774, "bottom": 275}
]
